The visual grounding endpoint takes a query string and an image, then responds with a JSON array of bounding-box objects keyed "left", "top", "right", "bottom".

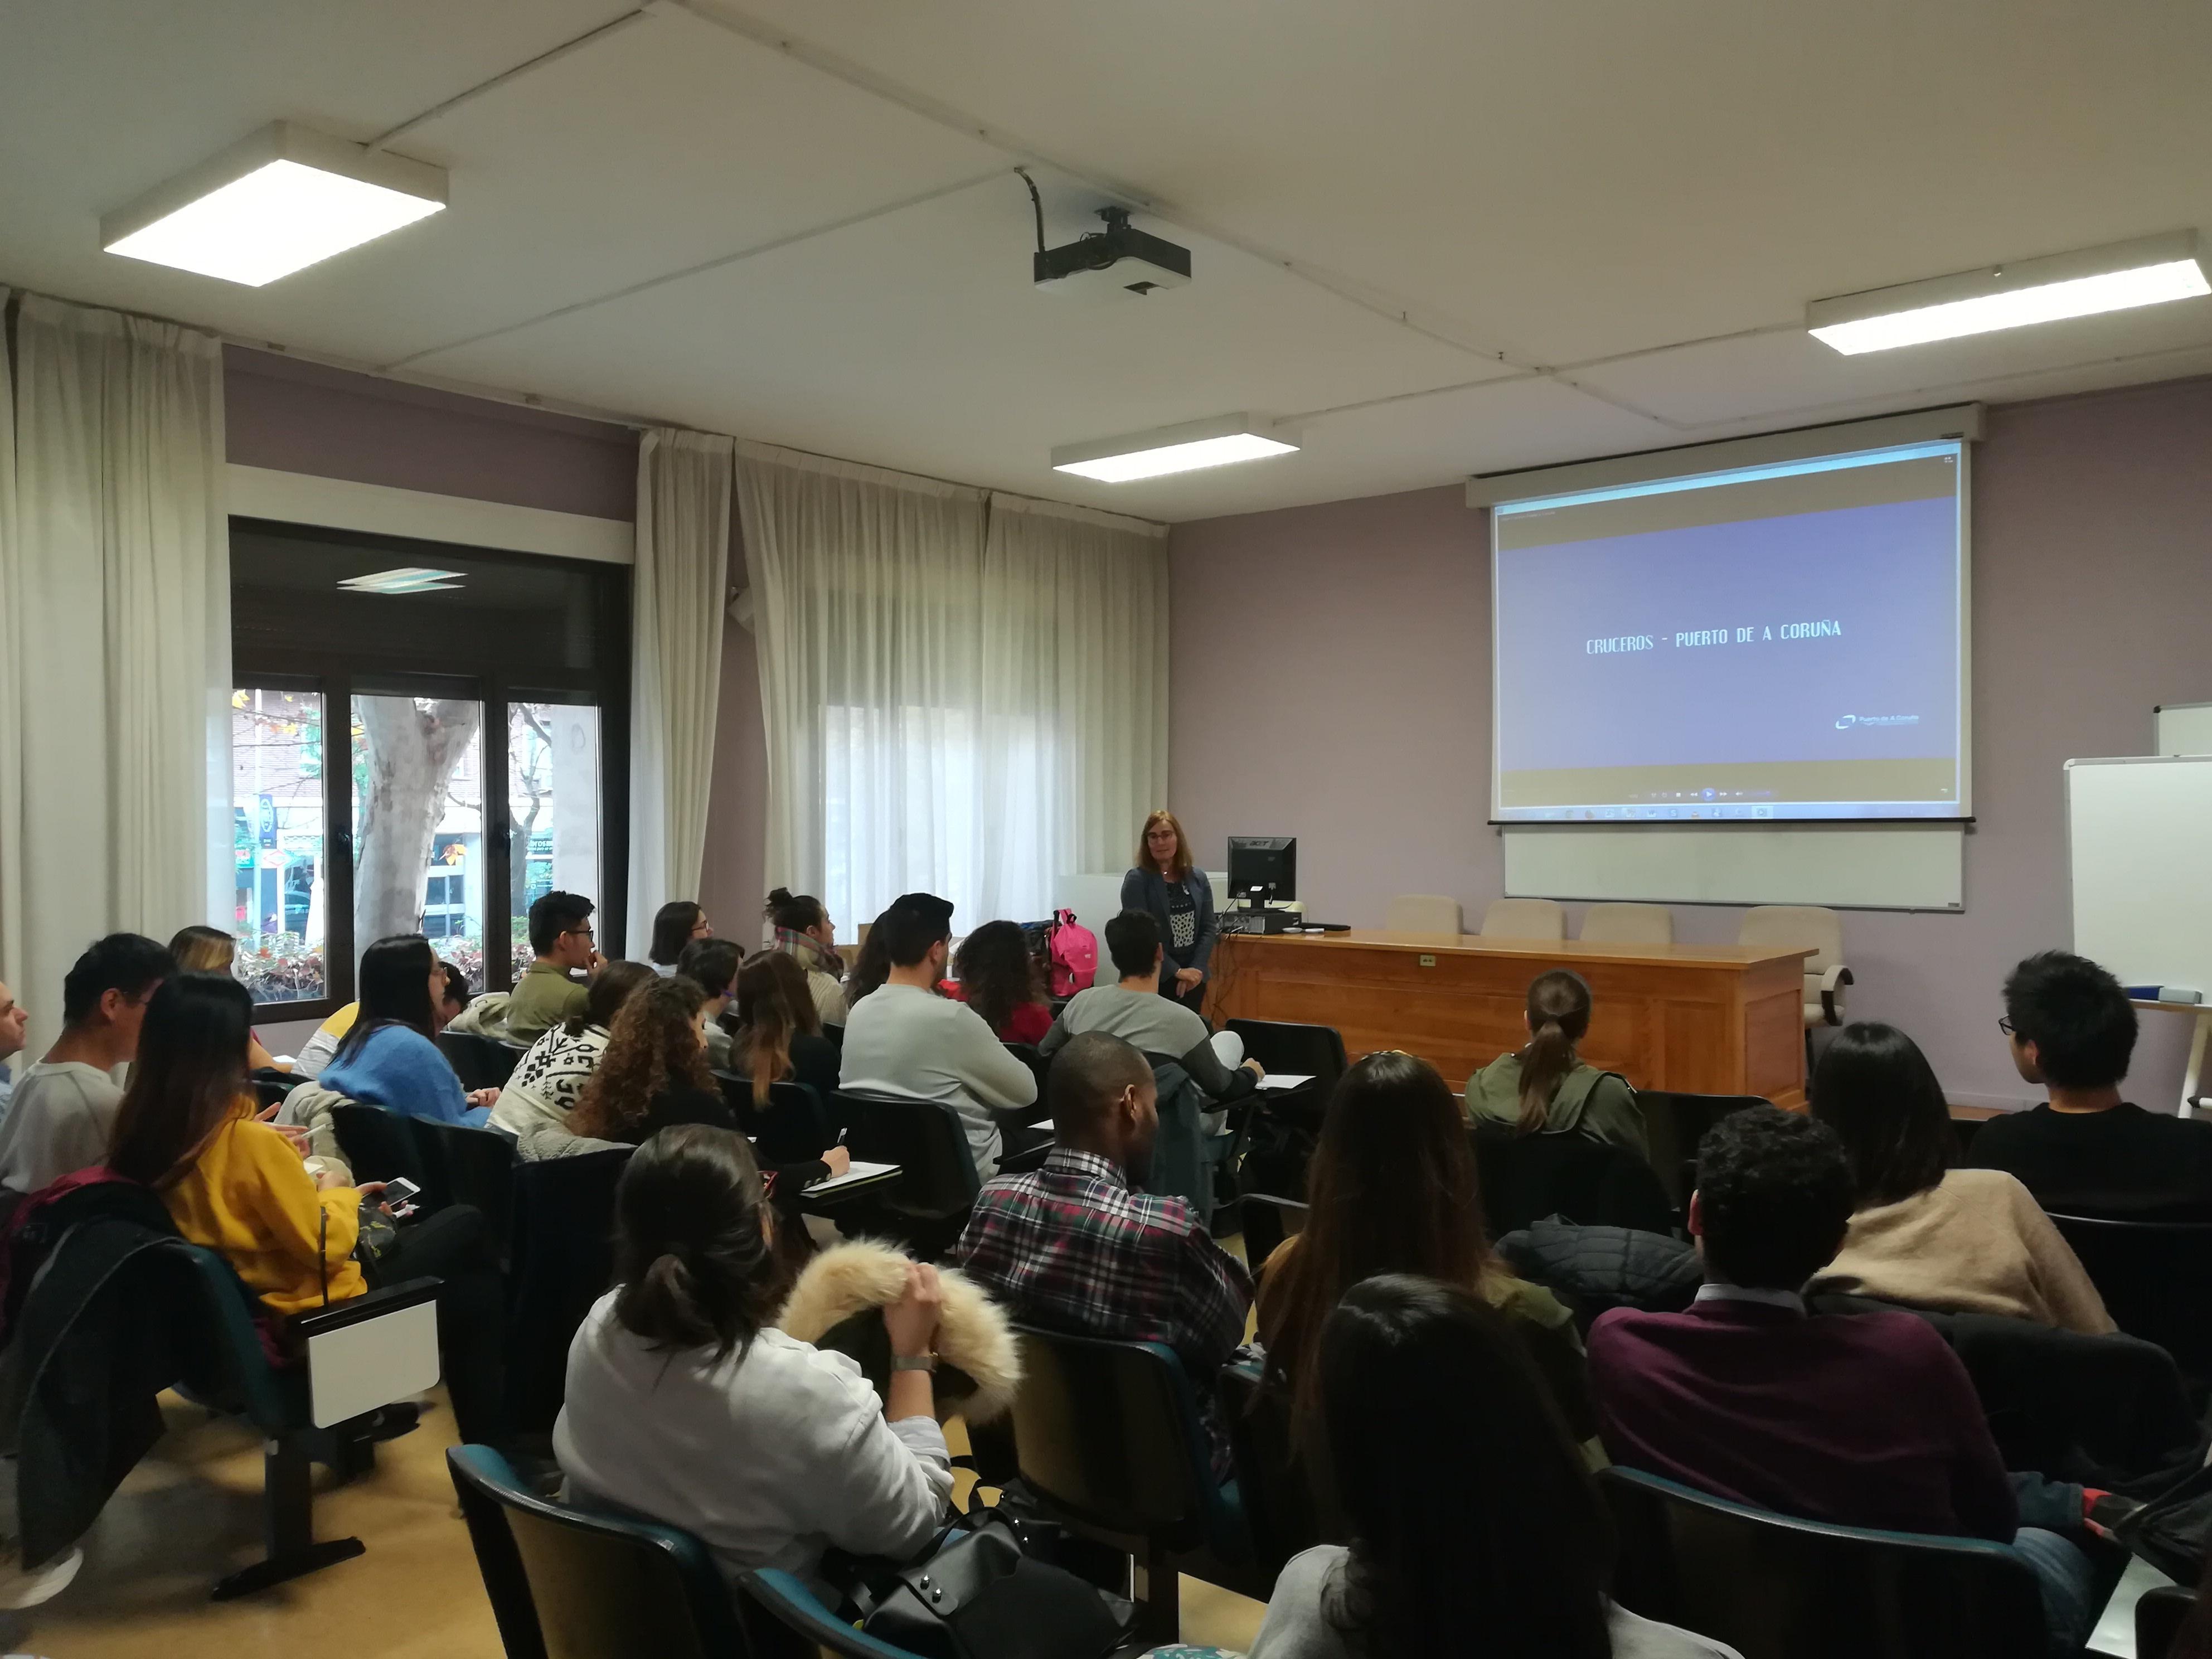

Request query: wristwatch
[{"left": 890, "top": 1354, "right": 938, "bottom": 1374}]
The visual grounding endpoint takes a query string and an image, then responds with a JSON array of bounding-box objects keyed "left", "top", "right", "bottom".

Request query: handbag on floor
[{"left": 828, "top": 1504, "right": 1136, "bottom": 1659}]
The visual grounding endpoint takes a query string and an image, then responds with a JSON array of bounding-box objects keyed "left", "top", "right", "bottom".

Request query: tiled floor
[{"left": 20, "top": 1390, "right": 1268, "bottom": 1659}]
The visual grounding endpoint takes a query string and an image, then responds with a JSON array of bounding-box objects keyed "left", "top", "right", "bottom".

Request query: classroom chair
[
  {"left": 1217, "top": 1357, "right": 1342, "bottom": 1578},
  {"left": 741, "top": 1570, "right": 932, "bottom": 1659},
  {"left": 2137, "top": 1583, "right": 2196, "bottom": 1659},
  {"left": 409, "top": 1115, "right": 517, "bottom": 1247},
  {"left": 506, "top": 1147, "right": 633, "bottom": 1433},
  {"left": 1479, "top": 896, "right": 1566, "bottom": 940},
  {"left": 1472, "top": 1119, "right": 1676, "bottom": 1238},
  {"left": 1384, "top": 893, "right": 1462, "bottom": 933},
  {"left": 1602, "top": 1467, "right": 2046, "bottom": 1659},
  {"left": 1239, "top": 1191, "right": 1308, "bottom": 1273},
  {"left": 447, "top": 1443, "right": 793, "bottom": 1659},
  {"left": 2047, "top": 1211, "right": 2212, "bottom": 1391},
  {"left": 329, "top": 1100, "right": 429, "bottom": 1189},
  {"left": 1635, "top": 1090, "right": 1771, "bottom": 1211},
  {"left": 835, "top": 1088, "right": 977, "bottom": 1256},
  {"left": 13, "top": 1220, "right": 441, "bottom": 1599},
  {"left": 1007, "top": 1324, "right": 1260, "bottom": 1637},
  {"left": 1579, "top": 901, "right": 1675, "bottom": 944},
  {"left": 439, "top": 1030, "right": 527, "bottom": 1091}
]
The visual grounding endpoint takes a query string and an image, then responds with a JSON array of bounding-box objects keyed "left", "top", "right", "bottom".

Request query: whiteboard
[
  {"left": 2155, "top": 702, "right": 2212, "bottom": 756},
  {"left": 2068, "top": 755, "right": 2212, "bottom": 996},
  {"left": 1503, "top": 823, "right": 1964, "bottom": 910}
]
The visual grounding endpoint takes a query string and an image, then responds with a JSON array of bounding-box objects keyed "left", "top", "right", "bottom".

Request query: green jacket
[
  {"left": 1465, "top": 1052, "right": 1646, "bottom": 1160},
  {"left": 503, "top": 959, "right": 589, "bottom": 1043}
]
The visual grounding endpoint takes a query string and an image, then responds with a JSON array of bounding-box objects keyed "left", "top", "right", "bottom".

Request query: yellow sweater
[{"left": 163, "top": 1103, "right": 366, "bottom": 1316}]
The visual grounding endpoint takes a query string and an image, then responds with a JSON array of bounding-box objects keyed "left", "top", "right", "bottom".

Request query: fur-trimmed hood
[{"left": 774, "top": 1238, "right": 1021, "bottom": 1424}]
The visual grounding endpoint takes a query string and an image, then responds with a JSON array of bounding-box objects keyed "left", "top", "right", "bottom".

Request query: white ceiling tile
[{"left": 7, "top": 0, "right": 2212, "bottom": 514}]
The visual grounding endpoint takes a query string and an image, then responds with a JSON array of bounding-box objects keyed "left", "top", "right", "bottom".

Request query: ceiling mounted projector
[{"left": 1034, "top": 207, "right": 1191, "bottom": 298}]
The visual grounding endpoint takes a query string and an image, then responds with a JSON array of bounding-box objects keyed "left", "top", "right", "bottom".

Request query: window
[
  {"left": 231, "top": 687, "right": 328, "bottom": 1006},
  {"left": 822, "top": 703, "right": 1055, "bottom": 927},
  {"left": 231, "top": 521, "right": 628, "bottom": 1016}
]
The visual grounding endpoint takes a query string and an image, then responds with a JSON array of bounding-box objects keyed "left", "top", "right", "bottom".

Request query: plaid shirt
[{"left": 954, "top": 1146, "right": 1253, "bottom": 1474}]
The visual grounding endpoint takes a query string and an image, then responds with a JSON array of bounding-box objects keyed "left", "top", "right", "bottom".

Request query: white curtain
[
  {"left": 0, "top": 290, "right": 20, "bottom": 1041},
  {"left": 2, "top": 293, "right": 229, "bottom": 1057},
  {"left": 627, "top": 428, "right": 734, "bottom": 953},
  {"left": 737, "top": 441, "right": 1167, "bottom": 933},
  {"left": 981, "top": 494, "right": 1169, "bottom": 913}
]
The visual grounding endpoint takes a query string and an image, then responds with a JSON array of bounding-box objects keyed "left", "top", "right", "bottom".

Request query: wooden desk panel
[{"left": 1208, "top": 930, "right": 1811, "bottom": 1107}]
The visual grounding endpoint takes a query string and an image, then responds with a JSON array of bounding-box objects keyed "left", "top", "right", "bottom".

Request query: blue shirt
[{"left": 322, "top": 1023, "right": 489, "bottom": 1128}]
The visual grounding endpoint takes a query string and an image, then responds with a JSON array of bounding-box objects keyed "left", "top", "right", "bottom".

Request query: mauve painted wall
[
  {"left": 224, "top": 347, "right": 637, "bottom": 520},
  {"left": 1168, "top": 376, "right": 2212, "bottom": 1109}
]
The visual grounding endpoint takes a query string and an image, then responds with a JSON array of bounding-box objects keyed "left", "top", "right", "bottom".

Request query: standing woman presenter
[{"left": 1122, "top": 810, "right": 1217, "bottom": 1013}]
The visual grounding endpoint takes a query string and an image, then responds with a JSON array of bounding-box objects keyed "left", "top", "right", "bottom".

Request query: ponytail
[
  {"left": 1514, "top": 969, "right": 1593, "bottom": 1134},
  {"left": 610, "top": 1126, "right": 777, "bottom": 1362}
]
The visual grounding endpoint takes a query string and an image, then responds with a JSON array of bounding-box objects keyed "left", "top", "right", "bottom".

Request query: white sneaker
[{"left": 0, "top": 1545, "right": 81, "bottom": 1609}]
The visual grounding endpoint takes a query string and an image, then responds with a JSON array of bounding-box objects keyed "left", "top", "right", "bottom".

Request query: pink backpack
[{"left": 1047, "top": 909, "right": 1099, "bottom": 997}]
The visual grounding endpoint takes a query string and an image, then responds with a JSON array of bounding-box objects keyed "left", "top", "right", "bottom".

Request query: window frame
[{"left": 231, "top": 518, "right": 630, "bottom": 1021}]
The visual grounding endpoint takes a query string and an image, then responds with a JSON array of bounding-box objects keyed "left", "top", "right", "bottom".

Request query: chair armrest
[{"left": 1818, "top": 965, "right": 1854, "bottom": 1025}]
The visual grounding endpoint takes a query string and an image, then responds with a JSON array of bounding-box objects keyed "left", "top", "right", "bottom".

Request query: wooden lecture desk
[{"left": 1207, "top": 930, "right": 1817, "bottom": 1108}]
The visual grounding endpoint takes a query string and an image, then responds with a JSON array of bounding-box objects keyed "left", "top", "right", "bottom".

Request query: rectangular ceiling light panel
[
  {"left": 102, "top": 122, "right": 447, "bottom": 287},
  {"left": 339, "top": 567, "right": 464, "bottom": 594},
  {"left": 1051, "top": 414, "right": 1299, "bottom": 483},
  {"left": 1808, "top": 231, "right": 2208, "bottom": 355}
]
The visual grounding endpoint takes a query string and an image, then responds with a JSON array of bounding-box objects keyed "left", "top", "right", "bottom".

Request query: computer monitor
[{"left": 1227, "top": 836, "right": 1297, "bottom": 906}]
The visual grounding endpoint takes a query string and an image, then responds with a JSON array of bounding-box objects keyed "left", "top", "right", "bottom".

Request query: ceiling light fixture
[
  {"left": 101, "top": 122, "right": 447, "bottom": 287},
  {"left": 1051, "top": 415, "right": 1298, "bottom": 483},
  {"left": 1807, "top": 231, "right": 2209, "bottom": 355},
  {"left": 339, "top": 567, "right": 464, "bottom": 595}
]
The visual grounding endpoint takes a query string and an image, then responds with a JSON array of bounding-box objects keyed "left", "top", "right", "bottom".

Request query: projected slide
[{"left": 1491, "top": 443, "right": 1967, "bottom": 822}]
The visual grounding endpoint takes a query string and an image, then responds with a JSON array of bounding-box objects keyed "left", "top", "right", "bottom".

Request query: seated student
[
  {"left": 648, "top": 900, "right": 712, "bottom": 978},
  {"left": 1807, "top": 1022, "right": 2112, "bottom": 1333},
  {"left": 0, "top": 979, "right": 22, "bottom": 1113},
  {"left": 730, "top": 950, "right": 841, "bottom": 1105},
  {"left": 943, "top": 920, "right": 1054, "bottom": 1046},
  {"left": 839, "top": 893, "right": 1041, "bottom": 1178},
  {"left": 953, "top": 1031, "right": 1251, "bottom": 1474},
  {"left": 1967, "top": 951, "right": 2212, "bottom": 1217},
  {"left": 169, "top": 926, "right": 290, "bottom": 1073},
  {"left": 1587, "top": 1107, "right": 2104, "bottom": 1656},
  {"left": 1465, "top": 969, "right": 1645, "bottom": 1159},
  {"left": 1039, "top": 911, "right": 1263, "bottom": 1115},
  {"left": 841, "top": 917, "right": 893, "bottom": 1010},
  {"left": 0, "top": 933, "right": 169, "bottom": 1198},
  {"left": 564, "top": 976, "right": 845, "bottom": 1189},
  {"left": 1249, "top": 1275, "right": 1736, "bottom": 1659},
  {"left": 295, "top": 959, "right": 467, "bottom": 1081},
  {"left": 765, "top": 887, "right": 850, "bottom": 1029},
  {"left": 491, "top": 959, "right": 657, "bottom": 1141},
  {"left": 505, "top": 890, "right": 599, "bottom": 1042},
  {"left": 1258, "top": 1051, "right": 1592, "bottom": 1442},
  {"left": 677, "top": 937, "right": 743, "bottom": 1070},
  {"left": 321, "top": 935, "right": 499, "bottom": 1128},
  {"left": 554, "top": 1126, "right": 950, "bottom": 1585},
  {"left": 106, "top": 973, "right": 509, "bottom": 1444}
]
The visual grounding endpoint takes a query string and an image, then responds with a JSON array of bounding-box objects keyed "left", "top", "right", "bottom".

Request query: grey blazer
[{"left": 1120, "top": 865, "right": 1219, "bottom": 974}]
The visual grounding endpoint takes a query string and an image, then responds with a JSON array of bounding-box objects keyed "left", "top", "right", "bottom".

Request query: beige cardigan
[{"left": 1811, "top": 1168, "right": 2114, "bottom": 1335}]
